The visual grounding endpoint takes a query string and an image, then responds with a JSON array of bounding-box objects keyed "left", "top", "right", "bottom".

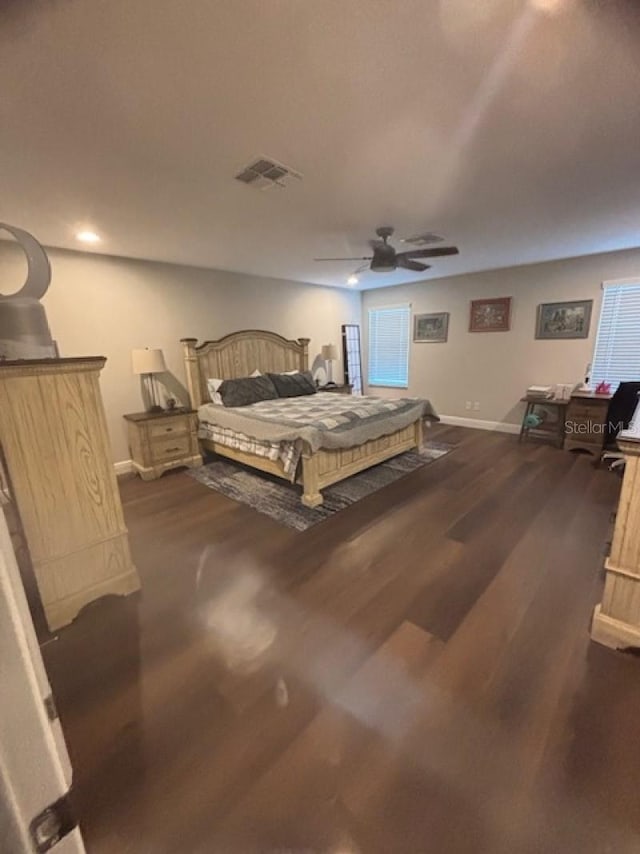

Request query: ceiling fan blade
[
  {"left": 354, "top": 262, "right": 370, "bottom": 275},
  {"left": 397, "top": 246, "right": 459, "bottom": 260},
  {"left": 314, "top": 256, "right": 373, "bottom": 262},
  {"left": 397, "top": 258, "right": 430, "bottom": 272}
]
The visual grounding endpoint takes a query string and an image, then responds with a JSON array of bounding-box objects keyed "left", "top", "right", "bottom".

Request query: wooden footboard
[
  {"left": 200, "top": 438, "right": 291, "bottom": 480},
  {"left": 300, "top": 419, "right": 423, "bottom": 507},
  {"left": 201, "top": 419, "right": 423, "bottom": 508}
]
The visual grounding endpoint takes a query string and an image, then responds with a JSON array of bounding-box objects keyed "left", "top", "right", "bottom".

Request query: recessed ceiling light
[
  {"left": 76, "top": 230, "right": 101, "bottom": 244},
  {"left": 530, "top": 0, "right": 566, "bottom": 13},
  {"left": 347, "top": 275, "right": 359, "bottom": 286}
]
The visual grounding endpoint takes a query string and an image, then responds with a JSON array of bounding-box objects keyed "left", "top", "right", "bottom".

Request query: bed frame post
[
  {"left": 298, "top": 337, "right": 310, "bottom": 372},
  {"left": 180, "top": 338, "right": 203, "bottom": 409},
  {"left": 301, "top": 450, "right": 323, "bottom": 508},
  {"left": 414, "top": 417, "right": 424, "bottom": 450}
]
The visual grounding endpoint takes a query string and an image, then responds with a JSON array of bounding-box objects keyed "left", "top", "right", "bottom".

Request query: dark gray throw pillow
[
  {"left": 267, "top": 370, "right": 317, "bottom": 398},
  {"left": 218, "top": 375, "right": 278, "bottom": 407}
]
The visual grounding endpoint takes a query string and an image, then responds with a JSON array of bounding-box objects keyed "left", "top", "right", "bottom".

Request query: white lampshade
[
  {"left": 321, "top": 344, "right": 338, "bottom": 361},
  {"left": 131, "top": 348, "right": 166, "bottom": 375}
]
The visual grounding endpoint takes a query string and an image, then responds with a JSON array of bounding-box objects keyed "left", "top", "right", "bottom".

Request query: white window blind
[
  {"left": 368, "top": 305, "right": 410, "bottom": 388},
  {"left": 591, "top": 280, "right": 640, "bottom": 390}
]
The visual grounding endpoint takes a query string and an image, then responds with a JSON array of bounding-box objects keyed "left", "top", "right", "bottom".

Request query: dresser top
[
  {"left": 571, "top": 390, "right": 613, "bottom": 401},
  {"left": 0, "top": 356, "right": 106, "bottom": 377},
  {"left": 0, "top": 355, "right": 105, "bottom": 367}
]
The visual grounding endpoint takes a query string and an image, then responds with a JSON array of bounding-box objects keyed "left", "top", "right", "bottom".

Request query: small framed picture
[
  {"left": 535, "top": 300, "right": 593, "bottom": 340},
  {"left": 469, "top": 297, "right": 512, "bottom": 333},
  {"left": 413, "top": 312, "right": 449, "bottom": 343}
]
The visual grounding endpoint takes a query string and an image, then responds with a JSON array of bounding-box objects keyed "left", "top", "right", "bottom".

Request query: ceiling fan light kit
[{"left": 314, "top": 226, "right": 459, "bottom": 278}]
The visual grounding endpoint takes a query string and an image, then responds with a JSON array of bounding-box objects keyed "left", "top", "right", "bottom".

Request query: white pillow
[
  {"left": 207, "top": 370, "right": 261, "bottom": 404},
  {"left": 207, "top": 377, "right": 224, "bottom": 405}
]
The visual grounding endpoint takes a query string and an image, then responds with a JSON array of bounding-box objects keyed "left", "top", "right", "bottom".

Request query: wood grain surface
[{"left": 43, "top": 425, "right": 640, "bottom": 853}]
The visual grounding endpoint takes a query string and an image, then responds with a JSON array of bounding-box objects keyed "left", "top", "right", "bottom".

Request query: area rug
[{"left": 187, "top": 441, "right": 452, "bottom": 531}]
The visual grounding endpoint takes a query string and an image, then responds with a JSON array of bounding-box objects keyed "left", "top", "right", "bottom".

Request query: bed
[{"left": 181, "top": 330, "right": 437, "bottom": 507}]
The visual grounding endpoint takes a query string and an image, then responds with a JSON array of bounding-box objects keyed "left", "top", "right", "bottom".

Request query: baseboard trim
[
  {"left": 439, "top": 415, "right": 521, "bottom": 435},
  {"left": 114, "top": 459, "right": 134, "bottom": 476}
]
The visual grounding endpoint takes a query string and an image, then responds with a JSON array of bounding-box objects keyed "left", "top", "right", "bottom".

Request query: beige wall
[
  {"left": 362, "top": 248, "right": 640, "bottom": 429},
  {"left": 0, "top": 244, "right": 360, "bottom": 462}
]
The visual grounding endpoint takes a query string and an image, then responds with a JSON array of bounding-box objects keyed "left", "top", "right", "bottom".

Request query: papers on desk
[
  {"left": 527, "top": 385, "right": 554, "bottom": 399},
  {"left": 526, "top": 383, "right": 581, "bottom": 401}
]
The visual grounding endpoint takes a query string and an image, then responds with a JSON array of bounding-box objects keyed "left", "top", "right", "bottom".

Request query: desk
[{"left": 519, "top": 396, "right": 568, "bottom": 448}]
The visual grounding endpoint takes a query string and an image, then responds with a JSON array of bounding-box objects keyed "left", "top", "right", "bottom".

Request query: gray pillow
[
  {"left": 267, "top": 370, "right": 316, "bottom": 398},
  {"left": 218, "top": 375, "right": 278, "bottom": 407}
]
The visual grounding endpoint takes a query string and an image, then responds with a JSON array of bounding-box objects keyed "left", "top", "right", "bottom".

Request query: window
[
  {"left": 368, "top": 305, "right": 410, "bottom": 388},
  {"left": 591, "top": 280, "right": 640, "bottom": 390}
]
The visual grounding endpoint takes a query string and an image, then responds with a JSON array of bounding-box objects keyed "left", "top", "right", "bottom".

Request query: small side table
[
  {"left": 318, "top": 384, "right": 353, "bottom": 395},
  {"left": 124, "top": 409, "right": 202, "bottom": 480},
  {"left": 519, "top": 396, "right": 568, "bottom": 448}
]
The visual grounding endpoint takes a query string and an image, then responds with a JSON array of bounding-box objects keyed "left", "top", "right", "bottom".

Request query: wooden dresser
[
  {"left": 564, "top": 391, "right": 612, "bottom": 454},
  {"left": 592, "top": 430, "right": 640, "bottom": 650},
  {"left": 0, "top": 357, "right": 140, "bottom": 630},
  {"left": 124, "top": 409, "right": 202, "bottom": 480}
]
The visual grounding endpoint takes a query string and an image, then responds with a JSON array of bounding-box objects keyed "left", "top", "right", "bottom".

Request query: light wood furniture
[
  {"left": 0, "top": 357, "right": 140, "bottom": 631},
  {"left": 564, "top": 390, "right": 612, "bottom": 454},
  {"left": 124, "top": 409, "right": 202, "bottom": 481},
  {"left": 181, "top": 330, "right": 423, "bottom": 507},
  {"left": 591, "top": 430, "right": 640, "bottom": 650},
  {"left": 518, "top": 396, "right": 568, "bottom": 448},
  {"left": 319, "top": 383, "right": 353, "bottom": 395}
]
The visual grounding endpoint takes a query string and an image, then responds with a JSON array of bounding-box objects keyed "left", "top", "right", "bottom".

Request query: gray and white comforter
[
  {"left": 198, "top": 392, "right": 437, "bottom": 455},
  {"left": 197, "top": 422, "right": 301, "bottom": 476}
]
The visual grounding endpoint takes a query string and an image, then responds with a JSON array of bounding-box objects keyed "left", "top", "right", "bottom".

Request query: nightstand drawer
[
  {"left": 149, "top": 416, "right": 189, "bottom": 439},
  {"left": 151, "top": 435, "right": 192, "bottom": 461}
]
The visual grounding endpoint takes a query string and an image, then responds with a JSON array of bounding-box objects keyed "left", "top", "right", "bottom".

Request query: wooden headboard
[{"left": 181, "top": 330, "right": 310, "bottom": 408}]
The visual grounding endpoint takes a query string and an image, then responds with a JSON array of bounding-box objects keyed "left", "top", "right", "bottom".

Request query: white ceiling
[{"left": 1, "top": 0, "right": 639, "bottom": 290}]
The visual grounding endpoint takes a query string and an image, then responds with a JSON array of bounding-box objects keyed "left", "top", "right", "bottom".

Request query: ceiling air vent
[
  {"left": 400, "top": 232, "right": 444, "bottom": 246},
  {"left": 234, "top": 156, "right": 302, "bottom": 190}
]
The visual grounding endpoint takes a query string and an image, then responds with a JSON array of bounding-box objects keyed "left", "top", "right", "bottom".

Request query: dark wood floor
[{"left": 43, "top": 426, "right": 640, "bottom": 853}]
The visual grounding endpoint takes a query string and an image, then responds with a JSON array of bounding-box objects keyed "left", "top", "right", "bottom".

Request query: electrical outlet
[
  {"left": 473, "top": 401, "right": 480, "bottom": 411},
  {"left": 465, "top": 401, "right": 472, "bottom": 411}
]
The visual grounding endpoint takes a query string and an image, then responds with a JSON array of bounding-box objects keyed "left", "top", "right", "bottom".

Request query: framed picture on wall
[
  {"left": 469, "top": 297, "right": 512, "bottom": 332},
  {"left": 535, "top": 300, "right": 593, "bottom": 340},
  {"left": 413, "top": 312, "right": 449, "bottom": 343}
]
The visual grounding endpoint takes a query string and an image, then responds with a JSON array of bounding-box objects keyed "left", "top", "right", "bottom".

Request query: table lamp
[
  {"left": 321, "top": 343, "right": 338, "bottom": 385},
  {"left": 132, "top": 348, "right": 166, "bottom": 412}
]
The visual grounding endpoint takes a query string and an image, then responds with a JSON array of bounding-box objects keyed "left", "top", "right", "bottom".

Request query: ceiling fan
[{"left": 314, "top": 226, "right": 459, "bottom": 274}]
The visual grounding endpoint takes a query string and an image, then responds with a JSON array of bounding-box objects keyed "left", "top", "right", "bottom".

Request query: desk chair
[{"left": 601, "top": 382, "right": 640, "bottom": 470}]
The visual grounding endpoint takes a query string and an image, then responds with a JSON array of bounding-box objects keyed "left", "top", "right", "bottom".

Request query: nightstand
[
  {"left": 319, "top": 384, "right": 353, "bottom": 395},
  {"left": 564, "top": 391, "right": 612, "bottom": 455},
  {"left": 124, "top": 409, "right": 202, "bottom": 480}
]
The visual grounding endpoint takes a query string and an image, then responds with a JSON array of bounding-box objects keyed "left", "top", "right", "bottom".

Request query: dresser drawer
[
  {"left": 148, "top": 416, "right": 189, "bottom": 439},
  {"left": 150, "top": 435, "right": 192, "bottom": 462},
  {"left": 568, "top": 403, "right": 607, "bottom": 421}
]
